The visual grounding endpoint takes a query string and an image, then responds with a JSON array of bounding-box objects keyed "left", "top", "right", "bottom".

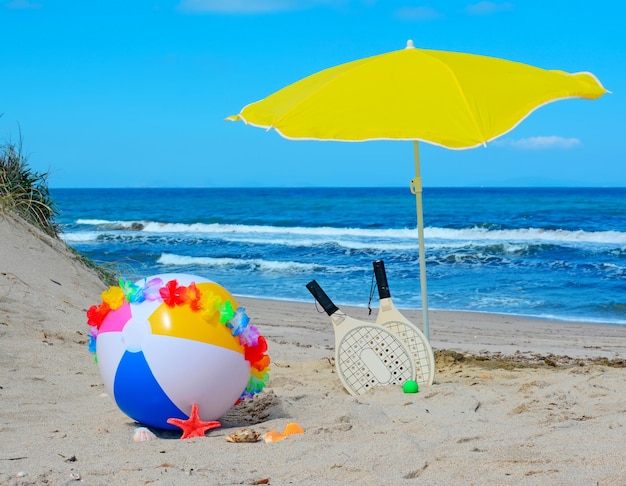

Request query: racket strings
[
  {"left": 311, "top": 299, "right": 327, "bottom": 315},
  {"left": 367, "top": 272, "right": 376, "bottom": 315}
]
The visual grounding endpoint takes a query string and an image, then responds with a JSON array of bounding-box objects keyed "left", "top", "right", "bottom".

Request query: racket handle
[
  {"left": 306, "top": 280, "right": 339, "bottom": 316},
  {"left": 373, "top": 260, "right": 391, "bottom": 299}
]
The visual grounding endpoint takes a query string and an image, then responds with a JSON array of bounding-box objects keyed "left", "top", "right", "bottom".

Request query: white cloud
[
  {"left": 177, "top": 0, "right": 347, "bottom": 14},
  {"left": 464, "top": 1, "right": 513, "bottom": 16},
  {"left": 494, "top": 136, "right": 582, "bottom": 150},
  {"left": 394, "top": 6, "right": 443, "bottom": 21}
]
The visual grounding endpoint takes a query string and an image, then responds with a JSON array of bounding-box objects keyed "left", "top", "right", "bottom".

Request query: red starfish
[{"left": 167, "top": 404, "right": 221, "bottom": 439}]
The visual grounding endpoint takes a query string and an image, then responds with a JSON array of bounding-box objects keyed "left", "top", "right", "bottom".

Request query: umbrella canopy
[{"left": 228, "top": 41, "right": 608, "bottom": 339}]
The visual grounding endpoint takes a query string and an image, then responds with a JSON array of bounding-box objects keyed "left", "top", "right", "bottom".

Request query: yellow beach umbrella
[{"left": 228, "top": 40, "right": 608, "bottom": 340}]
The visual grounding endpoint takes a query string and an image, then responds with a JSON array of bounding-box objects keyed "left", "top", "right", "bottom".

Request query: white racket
[
  {"left": 372, "top": 260, "right": 435, "bottom": 387},
  {"left": 306, "top": 279, "right": 416, "bottom": 396}
]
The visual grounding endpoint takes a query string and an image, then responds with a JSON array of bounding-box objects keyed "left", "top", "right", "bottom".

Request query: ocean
[{"left": 51, "top": 187, "right": 626, "bottom": 326}]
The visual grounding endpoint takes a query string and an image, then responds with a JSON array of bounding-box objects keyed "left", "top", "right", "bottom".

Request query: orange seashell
[
  {"left": 282, "top": 422, "right": 304, "bottom": 436},
  {"left": 262, "top": 430, "right": 285, "bottom": 443},
  {"left": 262, "top": 422, "right": 304, "bottom": 443}
]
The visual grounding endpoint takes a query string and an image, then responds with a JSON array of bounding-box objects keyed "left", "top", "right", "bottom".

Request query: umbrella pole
[{"left": 410, "top": 141, "right": 430, "bottom": 341}]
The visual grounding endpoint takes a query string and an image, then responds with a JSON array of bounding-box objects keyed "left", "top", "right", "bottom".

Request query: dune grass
[
  {"left": 1, "top": 134, "right": 118, "bottom": 286},
  {"left": 0, "top": 140, "right": 59, "bottom": 237}
]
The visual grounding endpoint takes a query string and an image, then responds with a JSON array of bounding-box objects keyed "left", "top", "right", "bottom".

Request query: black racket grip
[
  {"left": 373, "top": 259, "right": 391, "bottom": 299},
  {"left": 306, "top": 280, "right": 339, "bottom": 316}
]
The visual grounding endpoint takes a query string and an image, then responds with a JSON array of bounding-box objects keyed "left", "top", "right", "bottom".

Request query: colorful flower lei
[{"left": 86, "top": 277, "right": 270, "bottom": 401}]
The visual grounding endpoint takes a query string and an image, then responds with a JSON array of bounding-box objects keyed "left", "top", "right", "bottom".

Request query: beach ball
[{"left": 86, "top": 273, "right": 269, "bottom": 430}]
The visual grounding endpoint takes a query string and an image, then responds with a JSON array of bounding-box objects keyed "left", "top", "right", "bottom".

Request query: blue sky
[{"left": 1, "top": 0, "right": 623, "bottom": 188}]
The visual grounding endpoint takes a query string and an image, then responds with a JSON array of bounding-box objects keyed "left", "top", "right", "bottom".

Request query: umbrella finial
[{"left": 405, "top": 39, "right": 415, "bottom": 49}]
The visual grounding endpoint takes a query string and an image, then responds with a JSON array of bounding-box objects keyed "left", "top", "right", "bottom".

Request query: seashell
[
  {"left": 262, "top": 422, "right": 304, "bottom": 443},
  {"left": 225, "top": 427, "right": 261, "bottom": 443},
  {"left": 261, "top": 430, "right": 284, "bottom": 443},
  {"left": 282, "top": 422, "right": 304, "bottom": 436},
  {"left": 133, "top": 427, "right": 158, "bottom": 442}
]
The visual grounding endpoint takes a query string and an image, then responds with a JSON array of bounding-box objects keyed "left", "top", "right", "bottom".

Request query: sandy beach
[{"left": 1, "top": 211, "right": 625, "bottom": 485}]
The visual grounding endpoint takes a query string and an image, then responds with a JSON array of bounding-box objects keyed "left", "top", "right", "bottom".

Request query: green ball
[{"left": 403, "top": 380, "right": 419, "bottom": 393}]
